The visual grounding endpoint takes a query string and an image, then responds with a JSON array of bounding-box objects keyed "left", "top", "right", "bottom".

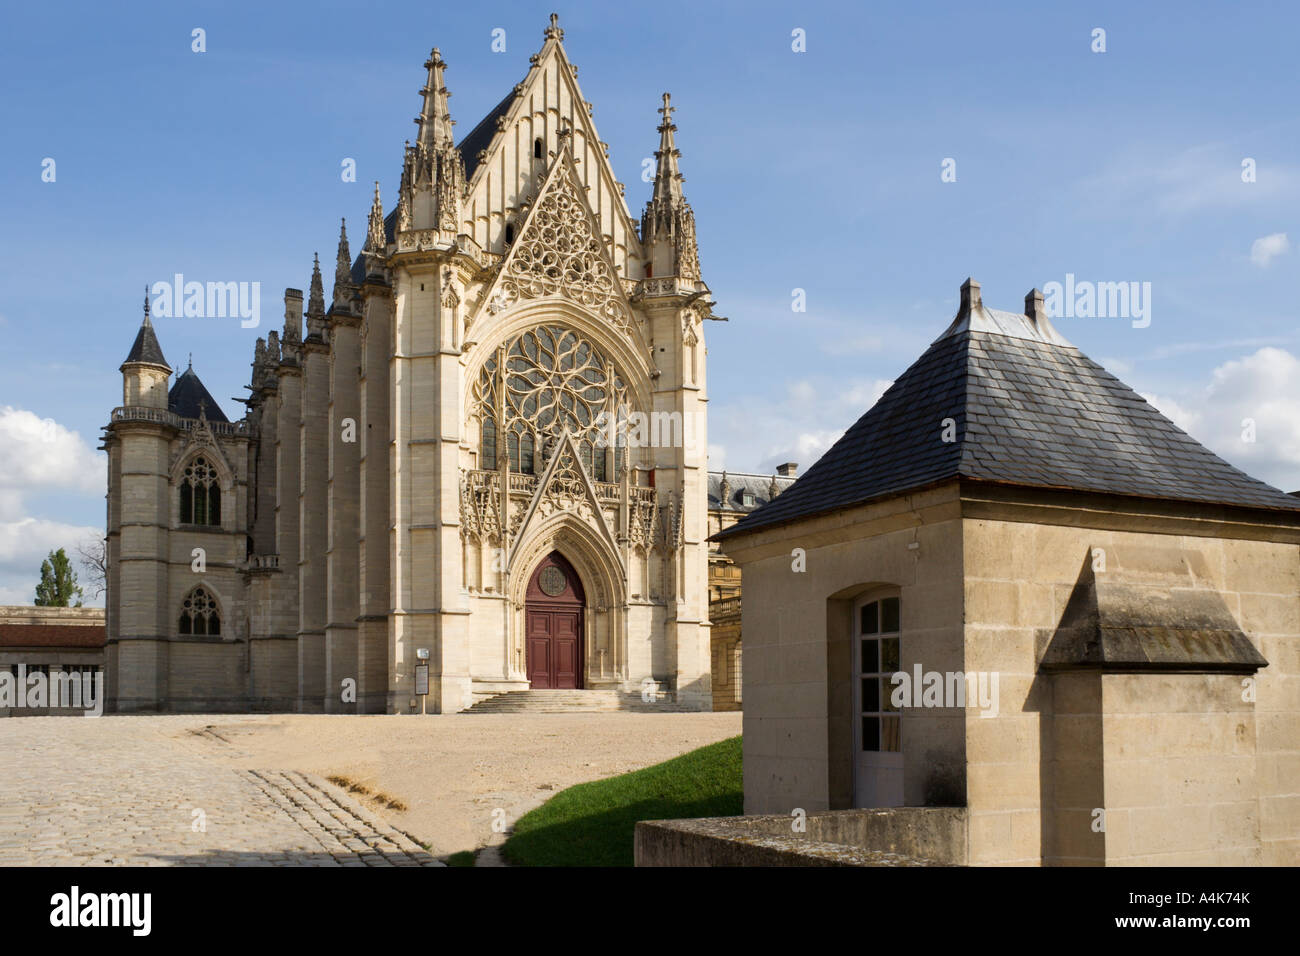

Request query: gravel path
[{"left": 0, "top": 712, "right": 741, "bottom": 864}]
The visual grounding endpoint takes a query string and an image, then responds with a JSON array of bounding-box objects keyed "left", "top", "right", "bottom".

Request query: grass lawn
[{"left": 500, "top": 735, "right": 742, "bottom": 867}]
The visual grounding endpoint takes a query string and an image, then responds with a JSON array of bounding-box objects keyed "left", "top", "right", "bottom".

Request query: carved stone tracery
[{"left": 486, "top": 164, "right": 635, "bottom": 340}]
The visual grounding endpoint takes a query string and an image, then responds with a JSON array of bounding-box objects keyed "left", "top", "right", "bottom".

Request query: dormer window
[{"left": 741, "top": 491, "right": 756, "bottom": 508}]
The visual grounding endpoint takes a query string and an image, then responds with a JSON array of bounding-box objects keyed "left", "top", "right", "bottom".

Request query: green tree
[{"left": 35, "top": 548, "right": 83, "bottom": 607}]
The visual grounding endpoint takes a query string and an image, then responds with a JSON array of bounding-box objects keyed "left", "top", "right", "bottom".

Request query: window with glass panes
[{"left": 858, "top": 595, "right": 901, "bottom": 753}]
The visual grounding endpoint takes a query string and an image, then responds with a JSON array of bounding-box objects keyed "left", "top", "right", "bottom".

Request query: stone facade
[
  {"left": 103, "top": 17, "right": 721, "bottom": 715},
  {"left": 705, "top": 466, "right": 797, "bottom": 710}
]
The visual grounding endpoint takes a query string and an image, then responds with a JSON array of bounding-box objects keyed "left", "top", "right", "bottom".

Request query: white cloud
[
  {"left": 1140, "top": 392, "right": 1202, "bottom": 435},
  {"left": 1250, "top": 232, "right": 1290, "bottom": 267},
  {"left": 1075, "top": 143, "right": 1300, "bottom": 219},
  {"left": 1099, "top": 356, "right": 1133, "bottom": 377},
  {"left": 0, "top": 406, "right": 105, "bottom": 505},
  {"left": 712, "top": 377, "right": 893, "bottom": 474},
  {"left": 0, "top": 407, "right": 106, "bottom": 606},
  {"left": 1144, "top": 348, "right": 1300, "bottom": 492},
  {"left": 0, "top": 518, "right": 102, "bottom": 604}
]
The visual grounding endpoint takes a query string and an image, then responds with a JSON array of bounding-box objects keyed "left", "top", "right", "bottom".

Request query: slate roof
[
  {"left": 121, "top": 317, "right": 170, "bottom": 371},
  {"left": 168, "top": 367, "right": 228, "bottom": 423},
  {"left": 459, "top": 91, "right": 516, "bottom": 183},
  {"left": 719, "top": 285, "right": 1300, "bottom": 539},
  {"left": 708, "top": 471, "right": 797, "bottom": 513}
]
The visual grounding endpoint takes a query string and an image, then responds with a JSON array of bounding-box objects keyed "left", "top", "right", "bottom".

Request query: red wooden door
[{"left": 525, "top": 552, "right": 584, "bottom": 689}]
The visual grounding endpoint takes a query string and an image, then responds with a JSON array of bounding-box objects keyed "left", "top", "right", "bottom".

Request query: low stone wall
[{"left": 635, "top": 806, "right": 967, "bottom": 866}]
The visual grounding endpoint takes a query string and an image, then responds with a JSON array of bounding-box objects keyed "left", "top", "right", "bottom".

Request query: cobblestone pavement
[{"left": 0, "top": 716, "right": 441, "bottom": 866}]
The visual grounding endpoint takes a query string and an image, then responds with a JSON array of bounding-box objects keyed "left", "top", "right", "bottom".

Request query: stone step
[{"left": 463, "top": 689, "right": 701, "bottom": 714}]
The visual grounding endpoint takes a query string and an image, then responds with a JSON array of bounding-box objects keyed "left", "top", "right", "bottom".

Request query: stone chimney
[
  {"left": 1024, "top": 287, "right": 1063, "bottom": 342},
  {"left": 776, "top": 462, "right": 798, "bottom": 477},
  {"left": 283, "top": 287, "right": 303, "bottom": 348},
  {"left": 959, "top": 277, "right": 981, "bottom": 317}
]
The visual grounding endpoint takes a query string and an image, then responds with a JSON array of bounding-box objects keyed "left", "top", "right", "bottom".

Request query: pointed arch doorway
[{"left": 525, "top": 551, "right": 585, "bottom": 689}]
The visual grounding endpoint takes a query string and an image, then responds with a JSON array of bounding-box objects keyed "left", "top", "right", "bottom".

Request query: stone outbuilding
[
  {"left": 0, "top": 606, "right": 106, "bottom": 716},
  {"left": 715, "top": 279, "right": 1300, "bottom": 865}
]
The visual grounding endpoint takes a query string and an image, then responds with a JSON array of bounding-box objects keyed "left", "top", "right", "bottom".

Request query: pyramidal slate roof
[
  {"left": 459, "top": 91, "right": 517, "bottom": 183},
  {"left": 720, "top": 280, "right": 1300, "bottom": 540},
  {"left": 121, "top": 314, "right": 170, "bottom": 371},
  {"left": 168, "top": 366, "right": 228, "bottom": 423}
]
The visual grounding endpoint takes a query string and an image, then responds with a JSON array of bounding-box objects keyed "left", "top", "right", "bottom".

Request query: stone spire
[
  {"left": 331, "top": 218, "right": 356, "bottom": 311},
  {"left": 416, "top": 48, "right": 454, "bottom": 150},
  {"left": 306, "top": 252, "right": 327, "bottom": 339},
  {"left": 651, "top": 93, "right": 684, "bottom": 206},
  {"left": 641, "top": 93, "right": 700, "bottom": 280},
  {"left": 367, "top": 181, "right": 386, "bottom": 254},
  {"left": 399, "top": 48, "right": 464, "bottom": 235}
]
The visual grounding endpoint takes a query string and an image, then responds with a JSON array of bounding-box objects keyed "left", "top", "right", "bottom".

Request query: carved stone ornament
[{"left": 487, "top": 159, "right": 635, "bottom": 341}]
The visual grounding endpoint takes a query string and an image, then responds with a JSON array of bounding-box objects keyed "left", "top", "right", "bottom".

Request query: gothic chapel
[{"left": 104, "top": 16, "right": 717, "bottom": 713}]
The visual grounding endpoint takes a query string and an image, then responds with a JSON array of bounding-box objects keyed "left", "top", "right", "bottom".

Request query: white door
[{"left": 852, "top": 594, "right": 904, "bottom": 807}]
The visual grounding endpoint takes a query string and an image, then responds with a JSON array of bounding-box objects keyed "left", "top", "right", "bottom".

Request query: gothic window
[
  {"left": 472, "top": 325, "right": 629, "bottom": 478},
  {"left": 179, "top": 456, "right": 221, "bottom": 526},
  {"left": 520, "top": 432, "right": 535, "bottom": 474},
  {"left": 481, "top": 417, "right": 497, "bottom": 470},
  {"left": 505, "top": 223, "right": 515, "bottom": 244},
  {"left": 178, "top": 586, "right": 221, "bottom": 636},
  {"left": 534, "top": 138, "right": 543, "bottom": 159}
]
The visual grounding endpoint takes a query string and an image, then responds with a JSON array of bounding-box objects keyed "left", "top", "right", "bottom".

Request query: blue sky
[{"left": 1, "top": 0, "right": 1298, "bottom": 603}]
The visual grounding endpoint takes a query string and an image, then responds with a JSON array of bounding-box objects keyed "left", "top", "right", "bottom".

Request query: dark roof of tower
[
  {"left": 121, "top": 317, "right": 170, "bottom": 371},
  {"left": 459, "top": 91, "right": 517, "bottom": 182},
  {"left": 719, "top": 286, "right": 1300, "bottom": 539},
  {"left": 168, "top": 366, "right": 228, "bottom": 423}
]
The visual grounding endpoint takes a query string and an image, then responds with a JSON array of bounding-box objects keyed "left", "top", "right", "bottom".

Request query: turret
[{"left": 120, "top": 289, "right": 172, "bottom": 408}]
